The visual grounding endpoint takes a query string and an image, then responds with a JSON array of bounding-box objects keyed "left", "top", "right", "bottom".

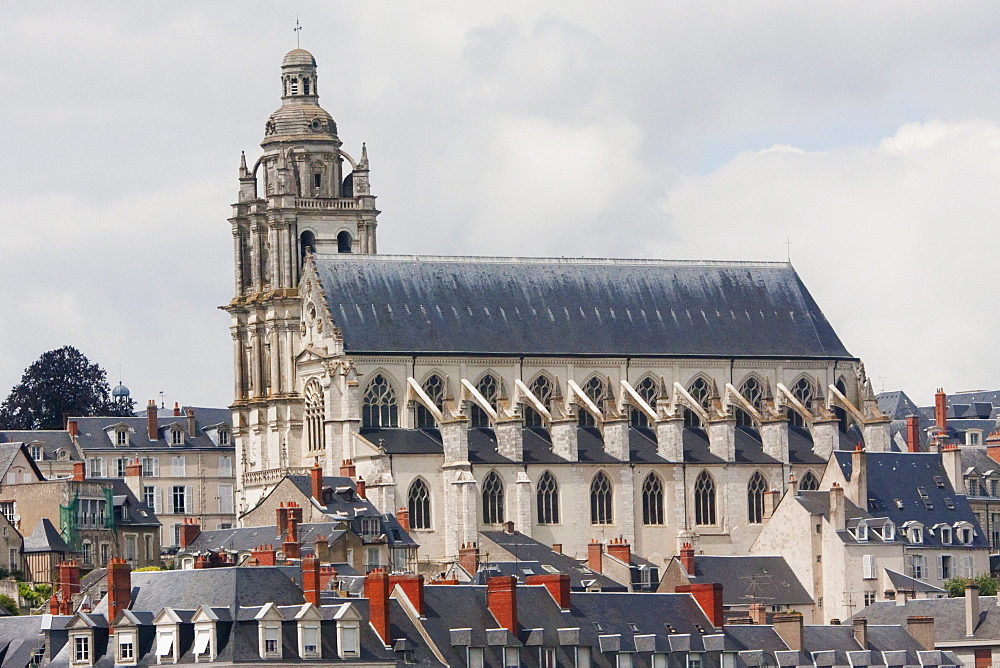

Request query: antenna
[
  {"left": 294, "top": 17, "right": 302, "bottom": 48},
  {"left": 159, "top": 391, "right": 165, "bottom": 409},
  {"left": 785, "top": 237, "right": 792, "bottom": 263}
]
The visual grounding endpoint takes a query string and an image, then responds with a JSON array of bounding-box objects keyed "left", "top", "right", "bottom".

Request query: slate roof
[
  {"left": 186, "top": 523, "right": 347, "bottom": 554},
  {"left": 87, "top": 478, "right": 160, "bottom": 527},
  {"left": 883, "top": 568, "right": 945, "bottom": 594},
  {"left": 0, "top": 615, "right": 44, "bottom": 667},
  {"left": 684, "top": 556, "right": 813, "bottom": 606},
  {"left": 479, "top": 530, "right": 626, "bottom": 590},
  {"left": 855, "top": 596, "right": 1000, "bottom": 644},
  {"left": 23, "top": 517, "right": 70, "bottom": 553},
  {"left": 72, "top": 406, "right": 232, "bottom": 451},
  {"left": 0, "top": 430, "right": 79, "bottom": 462},
  {"left": 312, "top": 255, "right": 854, "bottom": 359},
  {"left": 833, "top": 451, "right": 988, "bottom": 548},
  {"left": 0, "top": 443, "right": 44, "bottom": 481}
]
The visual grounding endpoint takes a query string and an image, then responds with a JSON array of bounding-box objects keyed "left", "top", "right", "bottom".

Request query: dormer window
[
  {"left": 907, "top": 525, "right": 924, "bottom": 544},
  {"left": 260, "top": 622, "right": 281, "bottom": 658},
  {"left": 968, "top": 430, "right": 983, "bottom": 446},
  {"left": 73, "top": 634, "right": 91, "bottom": 664},
  {"left": 170, "top": 429, "right": 183, "bottom": 446},
  {"left": 30, "top": 445, "right": 42, "bottom": 461},
  {"left": 116, "top": 429, "right": 128, "bottom": 446},
  {"left": 118, "top": 631, "right": 136, "bottom": 663},
  {"left": 940, "top": 526, "right": 952, "bottom": 544},
  {"left": 333, "top": 603, "right": 363, "bottom": 659},
  {"left": 879, "top": 522, "right": 895, "bottom": 541},
  {"left": 853, "top": 521, "right": 868, "bottom": 542},
  {"left": 193, "top": 627, "right": 213, "bottom": 662},
  {"left": 299, "top": 622, "right": 321, "bottom": 658},
  {"left": 219, "top": 429, "right": 230, "bottom": 446},
  {"left": 156, "top": 627, "right": 176, "bottom": 662},
  {"left": 957, "top": 523, "right": 975, "bottom": 544}
]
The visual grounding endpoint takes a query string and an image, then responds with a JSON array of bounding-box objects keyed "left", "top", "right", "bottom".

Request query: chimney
[
  {"left": 607, "top": 537, "right": 631, "bottom": 564},
  {"left": 829, "top": 483, "right": 846, "bottom": 531},
  {"left": 302, "top": 555, "right": 321, "bottom": 606},
  {"left": 486, "top": 576, "right": 518, "bottom": 634},
  {"left": 853, "top": 617, "right": 868, "bottom": 648},
  {"left": 396, "top": 508, "right": 410, "bottom": 533},
  {"left": 935, "top": 388, "right": 948, "bottom": 430},
  {"left": 676, "top": 583, "right": 724, "bottom": 628},
  {"left": 310, "top": 460, "right": 323, "bottom": 502},
  {"left": 390, "top": 573, "right": 425, "bottom": 617},
  {"left": 771, "top": 613, "right": 804, "bottom": 651},
  {"left": 587, "top": 540, "right": 604, "bottom": 573},
  {"left": 124, "top": 458, "right": 143, "bottom": 498},
  {"left": 58, "top": 560, "right": 81, "bottom": 603},
  {"left": 942, "top": 445, "right": 963, "bottom": 493},
  {"left": 848, "top": 445, "right": 867, "bottom": 507},
  {"left": 319, "top": 565, "right": 338, "bottom": 591},
  {"left": 788, "top": 472, "right": 798, "bottom": 495},
  {"left": 49, "top": 591, "right": 61, "bottom": 615},
  {"left": 72, "top": 461, "right": 86, "bottom": 482},
  {"left": 458, "top": 542, "right": 480, "bottom": 575},
  {"left": 173, "top": 402, "right": 181, "bottom": 417},
  {"left": 146, "top": 400, "right": 158, "bottom": 441},
  {"left": 283, "top": 516, "right": 300, "bottom": 560},
  {"left": 356, "top": 477, "right": 366, "bottom": 500},
  {"left": 179, "top": 518, "right": 201, "bottom": 549},
  {"left": 365, "top": 569, "right": 391, "bottom": 646},
  {"left": 551, "top": 543, "right": 562, "bottom": 555},
  {"left": 193, "top": 554, "right": 208, "bottom": 569},
  {"left": 987, "top": 431, "right": 1000, "bottom": 464},
  {"left": 763, "top": 490, "right": 779, "bottom": 520},
  {"left": 749, "top": 603, "right": 767, "bottom": 625},
  {"left": 526, "top": 573, "right": 571, "bottom": 610},
  {"left": 67, "top": 421, "right": 79, "bottom": 438},
  {"left": 276, "top": 503, "right": 290, "bottom": 537},
  {"left": 503, "top": 520, "right": 515, "bottom": 534},
  {"left": 186, "top": 408, "right": 196, "bottom": 438},
  {"left": 340, "top": 459, "right": 356, "bottom": 478},
  {"left": 906, "top": 415, "right": 921, "bottom": 453},
  {"left": 313, "top": 535, "right": 330, "bottom": 563},
  {"left": 966, "top": 583, "right": 980, "bottom": 637},
  {"left": 107, "top": 558, "right": 132, "bottom": 630},
  {"left": 251, "top": 544, "right": 276, "bottom": 566},
  {"left": 906, "top": 616, "right": 935, "bottom": 651},
  {"left": 680, "top": 542, "right": 695, "bottom": 575},
  {"left": 287, "top": 501, "right": 303, "bottom": 524}
]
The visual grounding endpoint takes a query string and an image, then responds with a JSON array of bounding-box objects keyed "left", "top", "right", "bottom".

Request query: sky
[{"left": 1, "top": 2, "right": 998, "bottom": 409}]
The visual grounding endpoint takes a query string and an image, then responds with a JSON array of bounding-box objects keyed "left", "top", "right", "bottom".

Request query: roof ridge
[{"left": 313, "top": 253, "right": 792, "bottom": 268}]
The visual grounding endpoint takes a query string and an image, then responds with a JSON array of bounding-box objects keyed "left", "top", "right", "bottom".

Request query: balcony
[
  {"left": 243, "top": 467, "right": 313, "bottom": 486},
  {"left": 293, "top": 198, "right": 358, "bottom": 210}
]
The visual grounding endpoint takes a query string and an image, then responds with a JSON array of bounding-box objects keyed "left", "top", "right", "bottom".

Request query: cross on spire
[{"left": 294, "top": 18, "right": 302, "bottom": 48}]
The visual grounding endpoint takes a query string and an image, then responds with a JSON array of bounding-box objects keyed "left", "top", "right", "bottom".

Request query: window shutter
[
  {"left": 862, "top": 554, "right": 875, "bottom": 579},
  {"left": 154, "top": 488, "right": 162, "bottom": 515},
  {"left": 185, "top": 486, "right": 194, "bottom": 514}
]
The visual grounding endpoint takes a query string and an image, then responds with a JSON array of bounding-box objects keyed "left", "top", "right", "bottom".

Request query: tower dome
[
  {"left": 263, "top": 47, "right": 339, "bottom": 145},
  {"left": 112, "top": 382, "right": 130, "bottom": 399},
  {"left": 282, "top": 48, "right": 316, "bottom": 67}
]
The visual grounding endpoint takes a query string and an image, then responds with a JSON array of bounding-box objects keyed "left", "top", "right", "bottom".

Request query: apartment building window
[
  {"left": 8, "top": 548, "right": 17, "bottom": 572},
  {"left": 116, "top": 429, "right": 128, "bottom": 446},
  {"left": 172, "top": 486, "right": 192, "bottom": 514},
  {"left": 100, "top": 543, "right": 109, "bottom": 565},
  {"left": 687, "top": 653, "right": 702, "bottom": 668},
  {"left": 30, "top": 445, "right": 42, "bottom": 461},
  {"left": 124, "top": 535, "right": 137, "bottom": 562},
  {"left": 261, "top": 623, "right": 281, "bottom": 658},
  {"left": 140, "top": 457, "right": 159, "bottom": 477},
  {"left": 365, "top": 546, "right": 381, "bottom": 572},
  {"left": 940, "top": 555, "right": 953, "bottom": 580},
  {"left": 78, "top": 499, "right": 106, "bottom": 527},
  {"left": 81, "top": 541, "right": 93, "bottom": 565},
  {"left": 218, "top": 484, "right": 234, "bottom": 514},
  {"left": 144, "top": 486, "right": 155, "bottom": 510},
  {"left": 219, "top": 429, "right": 230, "bottom": 446},
  {"left": 862, "top": 554, "right": 877, "bottom": 580},
  {"left": 115, "top": 457, "right": 128, "bottom": 478},
  {"left": 540, "top": 648, "right": 556, "bottom": 668},
  {"left": 905, "top": 554, "right": 927, "bottom": 579},
  {"left": 0, "top": 502, "right": 14, "bottom": 526},
  {"left": 172, "top": 456, "right": 186, "bottom": 477},
  {"left": 337, "top": 622, "right": 360, "bottom": 658},
  {"left": 170, "top": 429, "right": 183, "bottom": 445},
  {"left": 863, "top": 591, "right": 876, "bottom": 606},
  {"left": 74, "top": 636, "right": 90, "bottom": 664},
  {"left": 87, "top": 458, "right": 105, "bottom": 478},
  {"left": 218, "top": 456, "right": 233, "bottom": 478},
  {"left": 467, "top": 647, "right": 485, "bottom": 668}
]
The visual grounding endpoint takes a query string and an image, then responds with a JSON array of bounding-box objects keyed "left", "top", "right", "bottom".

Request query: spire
[
  {"left": 239, "top": 151, "right": 248, "bottom": 177},
  {"left": 359, "top": 142, "right": 369, "bottom": 169}
]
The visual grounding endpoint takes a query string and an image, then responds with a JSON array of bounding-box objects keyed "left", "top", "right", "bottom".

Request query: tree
[
  {"left": 0, "top": 346, "right": 135, "bottom": 429},
  {"left": 945, "top": 574, "right": 1000, "bottom": 597}
]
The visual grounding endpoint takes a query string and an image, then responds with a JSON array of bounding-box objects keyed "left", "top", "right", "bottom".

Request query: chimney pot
[
  {"left": 607, "top": 538, "right": 631, "bottom": 564},
  {"left": 173, "top": 402, "right": 181, "bottom": 417},
  {"left": 339, "top": 459, "right": 356, "bottom": 478},
  {"left": 458, "top": 542, "right": 480, "bottom": 575},
  {"left": 486, "top": 576, "right": 518, "bottom": 634},
  {"left": 146, "top": 400, "right": 158, "bottom": 441}
]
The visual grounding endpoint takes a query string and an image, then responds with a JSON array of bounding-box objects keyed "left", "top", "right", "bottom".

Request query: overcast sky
[{"left": 1, "top": 2, "right": 998, "bottom": 410}]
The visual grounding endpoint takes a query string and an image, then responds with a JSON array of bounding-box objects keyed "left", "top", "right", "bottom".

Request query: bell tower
[{"left": 227, "top": 48, "right": 379, "bottom": 511}]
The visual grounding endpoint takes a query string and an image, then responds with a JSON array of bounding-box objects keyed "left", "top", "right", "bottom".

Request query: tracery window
[
  {"left": 482, "top": 472, "right": 504, "bottom": 525},
  {"left": 789, "top": 377, "right": 814, "bottom": 427},
  {"left": 407, "top": 479, "right": 430, "bottom": 530},
  {"left": 694, "top": 470, "right": 717, "bottom": 526},
  {"left": 799, "top": 470, "right": 820, "bottom": 491},
  {"left": 590, "top": 472, "right": 613, "bottom": 525},
  {"left": 304, "top": 380, "right": 325, "bottom": 451},
  {"left": 630, "top": 377, "right": 658, "bottom": 428},
  {"left": 471, "top": 374, "right": 500, "bottom": 428},
  {"left": 416, "top": 374, "right": 445, "bottom": 428},
  {"left": 536, "top": 471, "right": 559, "bottom": 525},
  {"left": 736, "top": 377, "right": 764, "bottom": 427},
  {"left": 524, "top": 375, "right": 553, "bottom": 428},
  {"left": 747, "top": 472, "right": 767, "bottom": 524},
  {"left": 642, "top": 473, "right": 664, "bottom": 525},
  {"left": 578, "top": 376, "right": 606, "bottom": 427},
  {"left": 362, "top": 374, "right": 398, "bottom": 428},
  {"left": 684, "top": 377, "right": 712, "bottom": 428}
]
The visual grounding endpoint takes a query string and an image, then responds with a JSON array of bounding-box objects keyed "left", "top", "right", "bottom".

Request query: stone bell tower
[{"left": 226, "top": 48, "right": 379, "bottom": 511}]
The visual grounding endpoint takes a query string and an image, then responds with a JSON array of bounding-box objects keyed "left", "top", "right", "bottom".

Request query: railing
[
  {"left": 293, "top": 198, "right": 358, "bottom": 210},
  {"left": 243, "top": 467, "right": 313, "bottom": 486}
]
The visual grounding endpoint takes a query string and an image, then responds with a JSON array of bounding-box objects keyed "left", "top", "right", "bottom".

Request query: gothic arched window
[
  {"left": 362, "top": 374, "right": 398, "bottom": 429},
  {"left": 304, "top": 380, "right": 325, "bottom": 452},
  {"left": 416, "top": 374, "right": 446, "bottom": 429},
  {"left": 408, "top": 479, "right": 431, "bottom": 530},
  {"left": 685, "top": 377, "right": 712, "bottom": 428},
  {"left": 536, "top": 471, "right": 559, "bottom": 525},
  {"left": 337, "top": 230, "right": 352, "bottom": 253},
  {"left": 799, "top": 470, "right": 820, "bottom": 491},
  {"left": 471, "top": 373, "right": 500, "bottom": 428},
  {"left": 630, "top": 377, "right": 658, "bottom": 428},
  {"left": 578, "top": 376, "right": 606, "bottom": 427},
  {"left": 590, "top": 472, "right": 613, "bottom": 525},
  {"left": 789, "top": 377, "right": 814, "bottom": 427},
  {"left": 748, "top": 472, "right": 767, "bottom": 524},
  {"left": 642, "top": 473, "right": 664, "bottom": 525},
  {"left": 694, "top": 470, "right": 717, "bottom": 526},
  {"left": 482, "top": 472, "right": 504, "bottom": 525},
  {"left": 736, "top": 377, "right": 765, "bottom": 428},
  {"left": 524, "top": 375, "right": 553, "bottom": 428}
]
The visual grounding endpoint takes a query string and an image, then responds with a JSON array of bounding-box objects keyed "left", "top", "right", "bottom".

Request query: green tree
[
  {"left": 0, "top": 594, "right": 19, "bottom": 616},
  {"left": 945, "top": 575, "right": 1000, "bottom": 597},
  {"left": 0, "top": 346, "right": 134, "bottom": 429}
]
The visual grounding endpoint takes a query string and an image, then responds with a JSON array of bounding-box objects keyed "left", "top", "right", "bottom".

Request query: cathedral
[{"left": 228, "top": 49, "right": 892, "bottom": 567}]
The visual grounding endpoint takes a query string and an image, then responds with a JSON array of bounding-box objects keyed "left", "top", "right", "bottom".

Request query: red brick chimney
[
  {"left": 935, "top": 388, "right": 948, "bottom": 430},
  {"left": 302, "top": 555, "right": 321, "bottom": 606},
  {"left": 125, "top": 458, "right": 142, "bottom": 478},
  {"left": 48, "top": 591, "right": 61, "bottom": 615},
  {"left": 390, "top": 573, "right": 425, "bottom": 616},
  {"left": 58, "top": 560, "right": 81, "bottom": 602},
  {"left": 287, "top": 502, "right": 303, "bottom": 524},
  {"left": 107, "top": 558, "right": 132, "bottom": 631},
  {"left": 681, "top": 547, "right": 697, "bottom": 576},
  {"left": 526, "top": 573, "right": 571, "bottom": 610},
  {"left": 458, "top": 542, "right": 480, "bottom": 575},
  {"left": 607, "top": 537, "right": 631, "bottom": 564},
  {"left": 179, "top": 518, "right": 201, "bottom": 549},
  {"left": 987, "top": 431, "right": 1000, "bottom": 464},
  {"left": 251, "top": 544, "right": 276, "bottom": 566},
  {"left": 276, "top": 502, "right": 289, "bottom": 536},
  {"left": 310, "top": 460, "right": 323, "bottom": 502},
  {"left": 283, "top": 515, "right": 300, "bottom": 560},
  {"left": 185, "top": 408, "right": 196, "bottom": 438},
  {"left": 173, "top": 402, "right": 181, "bottom": 417},
  {"left": 319, "top": 565, "right": 338, "bottom": 591},
  {"left": 487, "top": 576, "right": 518, "bottom": 634},
  {"left": 356, "top": 477, "right": 366, "bottom": 500},
  {"left": 396, "top": 508, "right": 410, "bottom": 532},
  {"left": 340, "top": 459, "right": 356, "bottom": 478},
  {"left": 676, "top": 582, "right": 724, "bottom": 628},
  {"left": 72, "top": 462, "right": 85, "bottom": 481},
  {"left": 587, "top": 540, "right": 603, "bottom": 573},
  {"left": 146, "top": 400, "right": 158, "bottom": 441},
  {"left": 67, "top": 421, "right": 79, "bottom": 438},
  {"left": 365, "top": 569, "right": 391, "bottom": 646},
  {"left": 551, "top": 544, "right": 562, "bottom": 554},
  {"left": 906, "top": 415, "right": 921, "bottom": 453},
  {"left": 750, "top": 603, "right": 767, "bottom": 625}
]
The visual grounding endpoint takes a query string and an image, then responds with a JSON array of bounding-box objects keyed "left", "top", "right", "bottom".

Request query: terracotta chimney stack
[
  {"left": 58, "top": 560, "right": 81, "bottom": 602},
  {"left": 72, "top": 461, "right": 85, "bottom": 482},
  {"left": 587, "top": 540, "right": 603, "bottom": 573},
  {"left": 486, "top": 576, "right": 518, "bottom": 634},
  {"left": 396, "top": 508, "right": 410, "bottom": 532},
  {"left": 283, "top": 515, "right": 300, "bottom": 559},
  {"left": 680, "top": 542, "right": 695, "bottom": 575},
  {"left": 251, "top": 544, "right": 276, "bottom": 566},
  {"left": 310, "top": 460, "right": 323, "bottom": 502},
  {"left": 906, "top": 415, "right": 921, "bottom": 452},
  {"left": 676, "top": 583, "right": 724, "bottom": 628},
  {"left": 186, "top": 408, "right": 196, "bottom": 437},
  {"left": 67, "top": 421, "right": 79, "bottom": 438},
  {"left": 339, "top": 459, "right": 356, "bottom": 478},
  {"left": 107, "top": 558, "right": 132, "bottom": 631},
  {"left": 178, "top": 518, "right": 201, "bottom": 549},
  {"left": 390, "top": 573, "right": 425, "bottom": 616},
  {"left": 526, "top": 573, "right": 571, "bottom": 610},
  {"left": 365, "top": 569, "right": 391, "bottom": 646},
  {"left": 173, "top": 402, "right": 181, "bottom": 417},
  {"left": 146, "top": 400, "right": 158, "bottom": 441},
  {"left": 607, "top": 537, "right": 631, "bottom": 564},
  {"left": 935, "top": 388, "right": 948, "bottom": 430},
  {"left": 302, "top": 555, "right": 321, "bottom": 606},
  {"left": 276, "top": 502, "right": 289, "bottom": 537},
  {"left": 458, "top": 542, "right": 480, "bottom": 575},
  {"left": 356, "top": 477, "right": 366, "bottom": 500}
]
